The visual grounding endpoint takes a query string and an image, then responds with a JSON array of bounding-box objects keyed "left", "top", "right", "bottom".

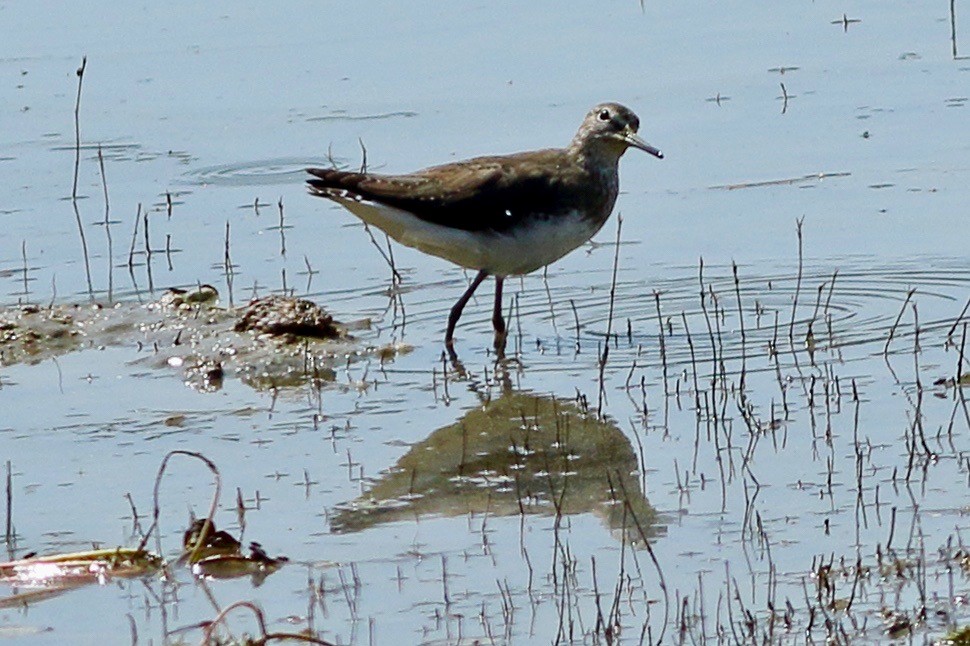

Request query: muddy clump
[
  {"left": 234, "top": 294, "right": 343, "bottom": 340},
  {"left": 0, "top": 286, "right": 407, "bottom": 392}
]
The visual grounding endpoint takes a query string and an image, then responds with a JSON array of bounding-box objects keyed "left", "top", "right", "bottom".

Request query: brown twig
[
  {"left": 597, "top": 214, "right": 623, "bottom": 417},
  {"left": 139, "top": 450, "right": 221, "bottom": 569},
  {"left": 127, "top": 203, "right": 141, "bottom": 269},
  {"left": 71, "top": 56, "right": 94, "bottom": 297},
  {"left": 4, "top": 461, "right": 12, "bottom": 545},
  {"left": 200, "top": 599, "right": 336, "bottom": 645},
  {"left": 96, "top": 144, "right": 114, "bottom": 301},
  {"left": 884, "top": 289, "right": 916, "bottom": 355}
]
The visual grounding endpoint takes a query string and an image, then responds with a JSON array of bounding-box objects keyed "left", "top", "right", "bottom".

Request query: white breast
[{"left": 478, "top": 211, "right": 606, "bottom": 275}]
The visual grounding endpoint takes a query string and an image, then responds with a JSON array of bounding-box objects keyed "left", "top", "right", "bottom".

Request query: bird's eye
[{"left": 598, "top": 109, "right": 611, "bottom": 122}]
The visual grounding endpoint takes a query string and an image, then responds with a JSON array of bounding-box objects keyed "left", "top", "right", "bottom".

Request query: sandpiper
[{"left": 307, "top": 102, "right": 662, "bottom": 356}]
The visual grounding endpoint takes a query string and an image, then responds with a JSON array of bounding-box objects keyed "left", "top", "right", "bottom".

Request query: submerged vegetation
[{"left": 4, "top": 238, "right": 969, "bottom": 642}]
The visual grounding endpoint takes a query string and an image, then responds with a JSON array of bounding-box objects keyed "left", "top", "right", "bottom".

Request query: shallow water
[{"left": 2, "top": 1, "right": 970, "bottom": 644}]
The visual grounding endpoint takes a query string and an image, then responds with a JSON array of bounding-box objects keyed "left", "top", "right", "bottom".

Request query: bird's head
[{"left": 571, "top": 102, "right": 663, "bottom": 161}]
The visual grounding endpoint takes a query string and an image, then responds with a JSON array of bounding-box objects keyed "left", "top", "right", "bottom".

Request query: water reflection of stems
[
  {"left": 569, "top": 298, "right": 581, "bottom": 353},
  {"left": 337, "top": 565, "right": 359, "bottom": 621},
  {"left": 956, "top": 322, "right": 968, "bottom": 381},
  {"left": 613, "top": 473, "right": 669, "bottom": 644},
  {"left": 681, "top": 311, "right": 702, "bottom": 417},
  {"left": 951, "top": 324, "right": 970, "bottom": 440},
  {"left": 771, "top": 310, "right": 791, "bottom": 420},
  {"left": 202, "top": 599, "right": 336, "bottom": 645}
]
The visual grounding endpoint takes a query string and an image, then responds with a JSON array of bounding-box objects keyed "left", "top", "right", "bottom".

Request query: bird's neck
[
  {"left": 568, "top": 137, "right": 624, "bottom": 173},
  {"left": 572, "top": 145, "right": 621, "bottom": 190},
  {"left": 565, "top": 143, "right": 621, "bottom": 224}
]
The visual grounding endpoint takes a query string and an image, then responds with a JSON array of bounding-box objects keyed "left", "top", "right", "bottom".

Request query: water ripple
[{"left": 181, "top": 156, "right": 345, "bottom": 186}]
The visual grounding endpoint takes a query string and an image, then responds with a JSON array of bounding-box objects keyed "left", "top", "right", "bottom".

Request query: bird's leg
[
  {"left": 492, "top": 276, "right": 507, "bottom": 355},
  {"left": 445, "top": 269, "right": 489, "bottom": 355}
]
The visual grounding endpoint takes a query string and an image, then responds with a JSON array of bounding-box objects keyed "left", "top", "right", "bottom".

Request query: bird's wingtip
[{"left": 306, "top": 179, "right": 328, "bottom": 195}]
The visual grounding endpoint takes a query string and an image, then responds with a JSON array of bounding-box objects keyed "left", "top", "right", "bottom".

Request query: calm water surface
[{"left": 2, "top": 1, "right": 969, "bottom": 643}]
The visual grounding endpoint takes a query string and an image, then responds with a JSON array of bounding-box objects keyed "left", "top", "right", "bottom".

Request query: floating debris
[
  {"left": 0, "top": 547, "right": 163, "bottom": 607},
  {"left": 933, "top": 373, "right": 970, "bottom": 389},
  {"left": 710, "top": 171, "right": 851, "bottom": 191},
  {"left": 181, "top": 519, "right": 287, "bottom": 586},
  {"left": 191, "top": 542, "right": 288, "bottom": 586},
  {"left": 942, "top": 625, "right": 970, "bottom": 645},
  {"left": 155, "top": 284, "right": 219, "bottom": 309},
  {"left": 182, "top": 518, "right": 242, "bottom": 561}
]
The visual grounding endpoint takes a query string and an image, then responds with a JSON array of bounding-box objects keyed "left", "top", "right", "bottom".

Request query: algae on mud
[{"left": 0, "top": 286, "right": 408, "bottom": 391}]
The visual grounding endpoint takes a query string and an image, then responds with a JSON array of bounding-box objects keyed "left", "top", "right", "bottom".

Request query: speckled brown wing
[
  {"left": 307, "top": 150, "right": 595, "bottom": 233},
  {"left": 307, "top": 161, "right": 503, "bottom": 200}
]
